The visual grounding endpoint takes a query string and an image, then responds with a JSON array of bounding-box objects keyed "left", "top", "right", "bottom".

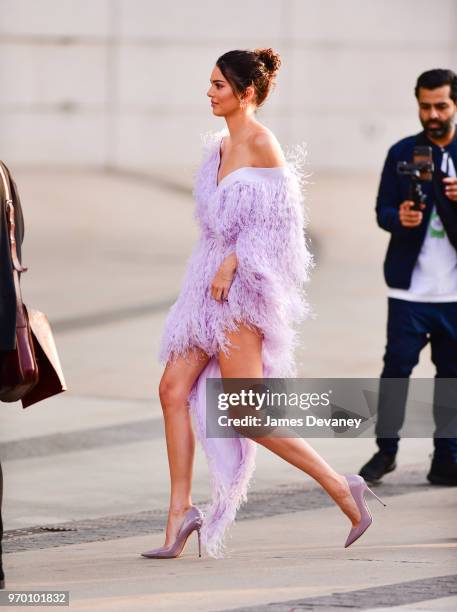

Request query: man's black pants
[{"left": 376, "top": 297, "right": 457, "bottom": 462}]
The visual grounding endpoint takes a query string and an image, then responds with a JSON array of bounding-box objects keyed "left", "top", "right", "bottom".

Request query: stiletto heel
[
  {"left": 366, "top": 486, "right": 387, "bottom": 506},
  {"left": 197, "top": 527, "right": 202, "bottom": 558},
  {"left": 141, "top": 505, "right": 204, "bottom": 559},
  {"left": 343, "top": 474, "right": 386, "bottom": 548}
]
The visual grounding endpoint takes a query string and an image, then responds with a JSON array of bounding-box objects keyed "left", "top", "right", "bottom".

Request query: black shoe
[
  {"left": 427, "top": 458, "right": 457, "bottom": 486},
  {"left": 359, "top": 451, "right": 397, "bottom": 483}
]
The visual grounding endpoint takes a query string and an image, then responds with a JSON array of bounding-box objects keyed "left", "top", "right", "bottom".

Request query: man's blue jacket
[{"left": 376, "top": 128, "right": 457, "bottom": 288}]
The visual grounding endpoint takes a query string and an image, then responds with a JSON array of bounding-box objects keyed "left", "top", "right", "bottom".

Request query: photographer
[{"left": 360, "top": 69, "right": 457, "bottom": 486}]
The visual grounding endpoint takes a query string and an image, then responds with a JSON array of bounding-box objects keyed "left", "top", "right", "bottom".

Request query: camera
[{"left": 397, "top": 146, "right": 434, "bottom": 211}]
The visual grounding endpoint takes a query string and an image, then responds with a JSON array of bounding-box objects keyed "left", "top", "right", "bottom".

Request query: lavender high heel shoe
[
  {"left": 344, "top": 474, "right": 386, "bottom": 548},
  {"left": 141, "top": 505, "right": 204, "bottom": 559}
]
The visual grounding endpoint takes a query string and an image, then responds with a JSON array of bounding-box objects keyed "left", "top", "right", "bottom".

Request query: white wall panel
[
  {"left": 0, "top": 0, "right": 110, "bottom": 38},
  {"left": 118, "top": 0, "right": 284, "bottom": 40},
  {"left": 0, "top": 43, "right": 107, "bottom": 108},
  {"left": 290, "top": 0, "right": 455, "bottom": 44},
  {"left": 0, "top": 0, "right": 456, "bottom": 170},
  {"left": 0, "top": 113, "right": 106, "bottom": 164}
]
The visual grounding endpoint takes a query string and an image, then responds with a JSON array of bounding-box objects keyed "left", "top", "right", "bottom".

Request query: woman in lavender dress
[{"left": 142, "top": 48, "right": 385, "bottom": 560}]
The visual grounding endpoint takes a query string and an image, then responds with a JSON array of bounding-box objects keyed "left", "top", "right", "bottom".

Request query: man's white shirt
[{"left": 388, "top": 149, "right": 457, "bottom": 302}]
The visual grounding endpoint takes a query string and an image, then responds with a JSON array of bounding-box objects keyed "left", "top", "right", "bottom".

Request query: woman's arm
[{"left": 210, "top": 131, "right": 286, "bottom": 303}]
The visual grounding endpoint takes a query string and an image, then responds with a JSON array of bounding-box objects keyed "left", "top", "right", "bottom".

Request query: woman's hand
[{"left": 211, "top": 252, "right": 237, "bottom": 302}]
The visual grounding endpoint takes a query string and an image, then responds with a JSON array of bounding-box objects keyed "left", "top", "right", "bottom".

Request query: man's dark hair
[{"left": 415, "top": 68, "right": 457, "bottom": 102}]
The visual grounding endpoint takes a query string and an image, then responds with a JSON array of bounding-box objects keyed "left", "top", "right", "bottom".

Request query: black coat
[
  {"left": 0, "top": 166, "right": 25, "bottom": 351},
  {"left": 376, "top": 129, "right": 457, "bottom": 289}
]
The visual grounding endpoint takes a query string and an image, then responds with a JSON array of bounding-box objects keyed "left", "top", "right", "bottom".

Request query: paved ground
[{"left": 1, "top": 165, "right": 455, "bottom": 611}]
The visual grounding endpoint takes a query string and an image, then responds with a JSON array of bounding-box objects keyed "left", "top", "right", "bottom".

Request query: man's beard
[{"left": 422, "top": 116, "right": 455, "bottom": 139}]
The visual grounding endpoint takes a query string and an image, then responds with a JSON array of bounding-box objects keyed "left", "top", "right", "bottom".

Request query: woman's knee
[{"left": 158, "top": 377, "right": 189, "bottom": 412}]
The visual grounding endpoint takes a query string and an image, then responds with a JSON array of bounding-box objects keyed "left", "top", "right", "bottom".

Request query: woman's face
[{"left": 207, "top": 65, "right": 254, "bottom": 116}]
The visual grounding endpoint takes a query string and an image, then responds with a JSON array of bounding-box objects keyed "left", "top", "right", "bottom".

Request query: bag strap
[
  {"left": 0, "top": 160, "right": 28, "bottom": 328},
  {"left": 0, "top": 161, "right": 27, "bottom": 274}
]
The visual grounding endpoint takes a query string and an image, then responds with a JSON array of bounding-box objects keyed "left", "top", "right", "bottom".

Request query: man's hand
[
  {"left": 211, "top": 252, "right": 237, "bottom": 302},
  {"left": 399, "top": 200, "right": 425, "bottom": 227},
  {"left": 443, "top": 177, "right": 457, "bottom": 202}
]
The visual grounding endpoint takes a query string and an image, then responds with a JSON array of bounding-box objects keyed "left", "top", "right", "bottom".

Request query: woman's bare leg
[
  {"left": 159, "top": 347, "right": 210, "bottom": 546},
  {"left": 218, "top": 324, "right": 362, "bottom": 526}
]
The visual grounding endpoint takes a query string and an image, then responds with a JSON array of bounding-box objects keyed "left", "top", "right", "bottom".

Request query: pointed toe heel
[
  {"left": 343, "top": 474, "right": 387, "bottom": 548},
  {"left": 141, "top": 505, "right": 204, "bottom": 559}
]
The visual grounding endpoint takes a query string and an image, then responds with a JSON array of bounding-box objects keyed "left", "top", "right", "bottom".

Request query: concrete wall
[{"left": 0, "top": 0, "right": 456, "bottom": 171}]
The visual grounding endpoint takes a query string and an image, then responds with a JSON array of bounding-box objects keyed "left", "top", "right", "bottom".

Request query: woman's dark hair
[
  {"left": 415, "top": 69, "right": 457, "bottom": 102},
  {"left": 216, "top": 48, "right": 282, "bottom": 108}
]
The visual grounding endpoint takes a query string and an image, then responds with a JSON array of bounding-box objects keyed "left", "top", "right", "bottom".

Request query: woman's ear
[{"left": 240, "top": 85, "right": 255, "bottom": 109}]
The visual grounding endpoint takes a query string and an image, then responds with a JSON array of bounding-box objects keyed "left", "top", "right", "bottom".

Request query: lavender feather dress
[{"left": 159, "top": 128, "right": 313, "bottom": 558}]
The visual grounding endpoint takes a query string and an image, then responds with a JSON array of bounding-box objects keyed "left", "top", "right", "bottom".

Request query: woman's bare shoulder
[{"left": 247, "top": 129, "right": 286, "bottom": 168}]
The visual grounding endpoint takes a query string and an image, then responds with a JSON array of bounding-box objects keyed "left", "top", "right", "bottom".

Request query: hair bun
[{"left": 254, "top": 47, "right": 281, "bottom": 75}]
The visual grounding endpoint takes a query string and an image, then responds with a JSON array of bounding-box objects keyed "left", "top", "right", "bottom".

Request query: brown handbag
[{"left": 0, "top": 161, "right": 67, "bottom": 408}]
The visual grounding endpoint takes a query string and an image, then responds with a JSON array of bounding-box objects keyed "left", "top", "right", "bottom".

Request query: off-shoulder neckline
[{"left": 215, "top": 135, "right": 289, "bottom": 190}]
